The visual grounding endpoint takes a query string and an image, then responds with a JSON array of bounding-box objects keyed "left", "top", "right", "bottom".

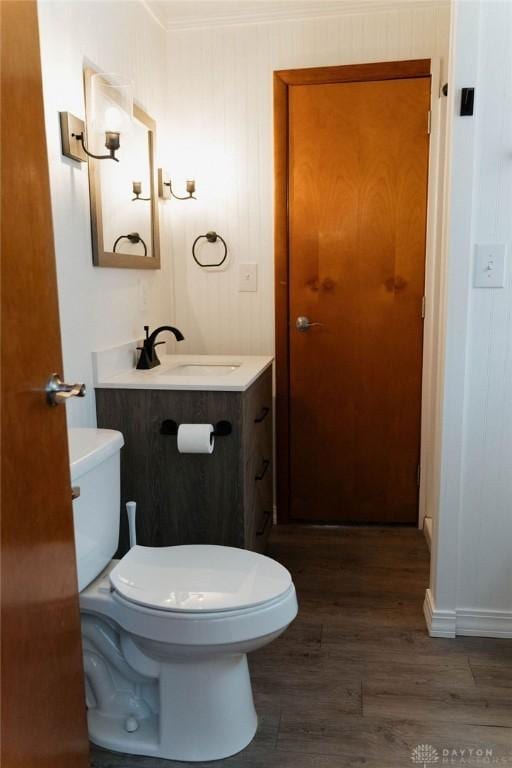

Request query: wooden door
[
  {"left": 1, "top": 2, "right": 90, "bottom": 766},
  {"left": 275, "top": 63, "right": 430, "bottom": 524}
]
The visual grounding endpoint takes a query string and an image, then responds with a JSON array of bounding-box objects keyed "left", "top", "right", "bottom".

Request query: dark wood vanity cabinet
[{"left": 95, "top": 366, "right": 273, "bottom": 556}]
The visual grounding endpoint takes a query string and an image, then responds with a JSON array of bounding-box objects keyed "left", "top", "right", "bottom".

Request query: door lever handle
[
  {"left": 46, "top": 373, "right": 86, "bottom": 406},
  {"left": 296, "top": 316, "right": 324, "bottom": 332}
]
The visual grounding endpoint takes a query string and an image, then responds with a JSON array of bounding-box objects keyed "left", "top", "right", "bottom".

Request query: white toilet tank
[{"left": 68, "top": 428, "right": 125, "bottom": 591}]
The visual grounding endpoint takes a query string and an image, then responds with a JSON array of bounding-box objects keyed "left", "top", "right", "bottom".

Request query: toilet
[{"left": 69, "top": 427, "right": 297, "bottom": 762}]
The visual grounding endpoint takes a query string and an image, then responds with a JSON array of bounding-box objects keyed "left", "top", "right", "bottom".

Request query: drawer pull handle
[
  {"left": 255, "top": 458, "right": 270, "bottom": 481},
  {"left": 256, "top": 511, "right": 272, "bottom": 537},
  {"left": 254, "top": 406, "right": 270, "bottom": 424}
]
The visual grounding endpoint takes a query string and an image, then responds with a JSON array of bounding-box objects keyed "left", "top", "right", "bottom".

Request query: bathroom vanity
[{"left": 95, "top": 351, "right": 273, "bottom": 555}]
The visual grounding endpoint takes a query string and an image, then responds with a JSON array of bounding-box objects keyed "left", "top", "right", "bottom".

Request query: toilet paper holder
[{"left": 160, "top": 419, "right": 232, "bottom": 437}]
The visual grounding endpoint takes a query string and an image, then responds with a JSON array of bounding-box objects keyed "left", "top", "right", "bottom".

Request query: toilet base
[{"left": 88, "top": 652, "right": 258, "bottom": 762}]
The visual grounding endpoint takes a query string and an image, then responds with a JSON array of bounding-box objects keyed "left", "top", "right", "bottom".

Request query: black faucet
[{"left": 136, "top": 325, "right": 185, "bottom": 370}]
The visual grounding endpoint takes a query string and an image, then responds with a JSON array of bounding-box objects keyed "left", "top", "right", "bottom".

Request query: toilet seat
[
  {"left": 81, "top": 558, "right": 297, "bottom": 650},
  {"left": 110, "top": 544, "right": 292, "bottom": 613}
]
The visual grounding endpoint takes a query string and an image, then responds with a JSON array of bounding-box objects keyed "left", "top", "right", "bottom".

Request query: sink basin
[{"left": 159, "top": 364, "right": 241, "bottom": 377}]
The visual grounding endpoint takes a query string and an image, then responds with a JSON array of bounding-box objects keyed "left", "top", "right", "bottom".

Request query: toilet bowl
[{"left": 69, "top": 427, "right": 298, "bottom": 762}]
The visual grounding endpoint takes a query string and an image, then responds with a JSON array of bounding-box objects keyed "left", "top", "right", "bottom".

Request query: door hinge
[
  {"left": 417, "top": 463, "right": 421, "bottom": 487},
  {"left": 427, "top": 110, "right": 432, "bottom": 135},
  {"left": 421, "top": 295, "right": 426, "bottom": 319}
]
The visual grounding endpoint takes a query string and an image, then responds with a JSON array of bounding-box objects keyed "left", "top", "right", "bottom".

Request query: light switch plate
[
  {"left": 239, "top": 263, "right": 258, "bottom": 292},
  {"left": 474, "top": 243, "right": 506, "bottom": 288}
]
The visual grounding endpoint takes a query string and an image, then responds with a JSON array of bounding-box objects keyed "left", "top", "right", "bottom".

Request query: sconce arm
[
  {"left": 165, "top": 180, "right": 196, "bottom": 200},
  {"left": 73, "top": 131, "right": 119, "bottom": 162}
]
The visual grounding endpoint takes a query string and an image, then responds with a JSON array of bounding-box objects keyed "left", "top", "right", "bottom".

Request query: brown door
[
  {"left": 276, "top": 63, "right": 430, "bottom": 524},
  {"left": 1, "top": 2, "right": 90, "bottom": 766}
]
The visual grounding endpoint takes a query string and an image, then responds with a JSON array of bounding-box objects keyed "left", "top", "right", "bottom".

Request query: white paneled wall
[
  {"left": 427, "top": 0, "right": 512, "bottom": 636},
  {"left": 165, "top": 3, "right": 450, "bottom": 354},
  {"left": 458, "top": 1, "right": 512, "bottom": 616},
  {"left": 38, "top": 0, "right": 171, "bottom": 427}
]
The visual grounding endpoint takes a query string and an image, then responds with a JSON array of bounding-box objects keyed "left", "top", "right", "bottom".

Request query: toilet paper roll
[{"left": 177, "top": 424, "right": 215, "bottom": 454}]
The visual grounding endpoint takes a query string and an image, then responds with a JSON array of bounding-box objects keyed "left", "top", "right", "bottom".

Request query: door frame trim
[{"left": 274, "top": 59, "right": 434, "bottom": 524}]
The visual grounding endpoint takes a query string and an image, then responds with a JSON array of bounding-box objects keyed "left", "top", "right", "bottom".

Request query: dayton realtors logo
[
  {"left": 411, "top": 745, "right": 508, "bottom": 766},
  {"left": 412, "top": 745, "right": 440, "bottom": 767}
]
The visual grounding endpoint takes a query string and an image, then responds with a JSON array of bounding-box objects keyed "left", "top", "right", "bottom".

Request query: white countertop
[{"left": 94, "top": 353, "right": 273, "bottom": 392}]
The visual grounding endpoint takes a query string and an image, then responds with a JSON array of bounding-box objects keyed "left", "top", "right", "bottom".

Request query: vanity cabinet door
[
  {"left": 96, "top": 365, "right": 274, "bottom": 554},
  {"left": 96, "top": 387, "right": 245, "bottom": 553}
]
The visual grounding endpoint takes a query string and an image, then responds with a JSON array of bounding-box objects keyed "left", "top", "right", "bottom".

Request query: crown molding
[{"left": 151, "top": 0, "right": 449, "bottom": 32}]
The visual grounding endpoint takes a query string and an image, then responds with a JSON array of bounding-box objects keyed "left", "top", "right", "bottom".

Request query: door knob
[
  {"left": 296, "top": 316, "right": 323, "bottom": 332},
  {"left": 46, "top": 373, "right": 86, "bottom": 406}
]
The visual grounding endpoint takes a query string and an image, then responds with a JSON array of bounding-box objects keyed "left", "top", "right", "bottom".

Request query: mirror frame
[{"left": 84, "top": 68, "right": 161, "bottom": 269}]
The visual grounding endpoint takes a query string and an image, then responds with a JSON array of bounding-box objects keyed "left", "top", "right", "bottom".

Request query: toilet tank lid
[{"left": 68, "top": 428, "right": 124, "bottom": 481}]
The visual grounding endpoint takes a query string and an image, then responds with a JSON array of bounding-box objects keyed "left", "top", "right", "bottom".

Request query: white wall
[
  {"left": 38, "top": 0, "right": 173, "bottom": 427},
  {"left": 164, "top": 2, "right": 450, "bottom": 354},
  {"left": 428, "top": 0, "right": 512, "bottom": 636},
  {"left": 459, "top": 0, "right": 512, "bottom": 618}
]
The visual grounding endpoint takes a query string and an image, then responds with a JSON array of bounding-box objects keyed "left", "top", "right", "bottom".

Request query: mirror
[{"left": 85, "top": 69, "right": 160, "bottom": 269}]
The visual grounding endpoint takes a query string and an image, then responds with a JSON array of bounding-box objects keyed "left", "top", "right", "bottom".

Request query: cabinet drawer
[
  {"left": 244, "top": 368, "right": 273, "bottom": 462},
  {"left": 245, "top": 367, "right": 272, "bottom": 425},
  {"left": 244, "top": 448, "right": 273, "bottom": 551},
  {"left": 252, "top": 493, "right": 273, "bottom": 553}
]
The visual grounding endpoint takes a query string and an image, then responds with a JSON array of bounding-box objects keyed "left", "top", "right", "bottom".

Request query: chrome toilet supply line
[
  {"left": 160, "top": 419, "right": 232, "bottom": 437},
  {"left": 191, "top": 231, "right": 228, "bottom": 268}
]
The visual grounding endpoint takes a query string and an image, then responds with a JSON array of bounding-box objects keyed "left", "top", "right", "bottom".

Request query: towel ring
[
  {"left": 113, "top": 232, "right": 148, "bottom": 257},
  {"left": 192, "top": 231, "right": 228, "bottom": 268}
]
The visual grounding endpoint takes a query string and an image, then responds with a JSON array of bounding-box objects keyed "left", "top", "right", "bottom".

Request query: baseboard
[
  {"left": 423, "top": 588, "right": 456, "bottom": 637},
  {"left": 424, "top": 589, "right": 512, "bottom": 639},
  {"left": 456, "top": 609, "right": 512, "bottom": 638},
  {"left": 423, "top": 516, "right": 432, "bottom": 552}
]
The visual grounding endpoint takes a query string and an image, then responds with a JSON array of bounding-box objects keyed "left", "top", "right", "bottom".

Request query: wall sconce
[
  {"left": 132, "top": 181, "right": 151, "bottom": 201},
  {"left": 60, "top": 72, "right": 132, "bottom": 164},
  {"left": 158, "top": 169, "right": 196, "bottom": 200}
]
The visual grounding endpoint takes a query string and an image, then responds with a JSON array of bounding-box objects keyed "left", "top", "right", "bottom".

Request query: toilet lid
[{"left": 110, "top": 545, "right": 293, "bottom": 613}]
